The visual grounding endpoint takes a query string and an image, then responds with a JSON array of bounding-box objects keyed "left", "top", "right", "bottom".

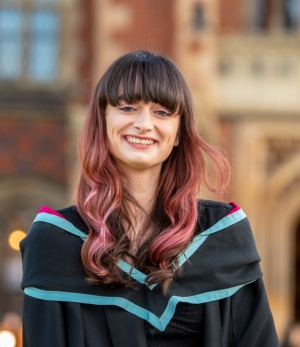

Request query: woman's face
[{"left": 105, "top": 99, "right": 180, "bottom": 172}]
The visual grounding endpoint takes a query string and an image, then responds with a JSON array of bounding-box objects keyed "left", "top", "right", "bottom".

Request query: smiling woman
[
  {"left": 20, "top": 50, "right": 279, "bottom": 347},
  {"left": 76, "top": 50, "right": 230, "bottom": 290}
]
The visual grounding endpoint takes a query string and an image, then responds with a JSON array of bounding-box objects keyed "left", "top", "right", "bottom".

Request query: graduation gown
[{"left": 20, "top": 200, "right": 279, "bottom": 347}]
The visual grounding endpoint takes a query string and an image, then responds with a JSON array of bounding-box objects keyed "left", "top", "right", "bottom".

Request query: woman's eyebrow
[{"left": 117, "top": 95, "right": 124, "bottom": 102}]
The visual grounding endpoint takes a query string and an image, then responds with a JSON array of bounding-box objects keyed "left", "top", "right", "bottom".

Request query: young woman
[{"left": 21, "top": 50, "right": 279, "bottom": 347}]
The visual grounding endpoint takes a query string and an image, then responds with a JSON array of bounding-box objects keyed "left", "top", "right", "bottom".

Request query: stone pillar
[
  {"left": 173, "top": 0, "right": 219, "bottom": 140},
  {"left": 92, "top": 0, "right": 132, "bottom": 86}
]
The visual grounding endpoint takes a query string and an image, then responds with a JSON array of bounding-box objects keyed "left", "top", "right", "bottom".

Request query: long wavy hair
[{"left": 76, "top": 50, "right": 230, "bottom": 293}]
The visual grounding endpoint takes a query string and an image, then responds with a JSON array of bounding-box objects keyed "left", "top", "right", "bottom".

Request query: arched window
[{"left": 0, "top": 0, "right": 60, "bottom": 82}]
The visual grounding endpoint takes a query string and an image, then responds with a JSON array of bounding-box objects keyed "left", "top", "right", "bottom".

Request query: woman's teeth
[{"left": 126, "top": 136, "right": 155, "bottom": 145}]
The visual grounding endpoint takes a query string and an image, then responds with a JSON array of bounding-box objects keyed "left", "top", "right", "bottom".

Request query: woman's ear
[{"left": 174, "top": 138, "right": 179, "bottom": 146}]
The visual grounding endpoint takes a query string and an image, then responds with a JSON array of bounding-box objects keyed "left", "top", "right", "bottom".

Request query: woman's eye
[
  {"left": 119, "top": 107, "right": 135, "bottom": 112},
  {"left": 155, "top": 110, "right": 172, "bottom": 117}
]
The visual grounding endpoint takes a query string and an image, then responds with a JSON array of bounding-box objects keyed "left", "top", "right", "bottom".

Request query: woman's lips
[{"left": 124, "top": 136, "right": 157, "bottom": 149}]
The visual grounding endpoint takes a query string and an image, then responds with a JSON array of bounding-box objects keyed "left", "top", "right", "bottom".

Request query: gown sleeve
[
  {"left": 22, "top": 294, "right": 94, "bottom": 347},
  {"left": 22, "top": 295, "right": 116, "bottom": 347},
  {"left": 226, "top": 278, "right": 279, "bottom": 347}
]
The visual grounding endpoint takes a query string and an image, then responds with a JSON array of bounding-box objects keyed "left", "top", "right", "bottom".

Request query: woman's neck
[
  {"left": 123, "top": 166, "right": 160, "bottom": 214},
  {"left": 119, "top": 165, "right": 161, "bottom": 253}
]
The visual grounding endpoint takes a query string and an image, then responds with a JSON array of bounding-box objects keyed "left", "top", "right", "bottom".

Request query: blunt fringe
[{"left": 76, "top": 50, "right": 231, "bottom": 293}]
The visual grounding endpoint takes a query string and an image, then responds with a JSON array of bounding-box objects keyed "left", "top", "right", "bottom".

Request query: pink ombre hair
[{"left": 76, "top": 50, "right": 230, "bottom": 292}]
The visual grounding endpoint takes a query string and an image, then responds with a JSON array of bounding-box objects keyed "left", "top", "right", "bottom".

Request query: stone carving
[{"left": 267, "top": 138, "right": 300, "bottom": 173}]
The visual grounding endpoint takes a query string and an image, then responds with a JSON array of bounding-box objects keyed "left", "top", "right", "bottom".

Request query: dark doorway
[{"left": 295, "top": 218, "right": 300, "bottom": 321}]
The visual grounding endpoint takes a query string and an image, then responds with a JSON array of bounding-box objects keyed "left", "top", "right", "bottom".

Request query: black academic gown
[{"left": 20, "top": 200, "right": 279, "bottom": 347}]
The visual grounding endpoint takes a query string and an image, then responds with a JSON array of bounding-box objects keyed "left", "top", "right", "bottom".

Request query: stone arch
[
  {"left": 0, "top": 174, "right": 68, "bottom": 255},
  {"left": 265, "top": 158, "right": 300, "bottom": 338},
  {"left": 268, "top": 154, "right": 300, "bottom": 201},
  {"left": 0, "top": 175, "right": 68, "bottom": 208}
]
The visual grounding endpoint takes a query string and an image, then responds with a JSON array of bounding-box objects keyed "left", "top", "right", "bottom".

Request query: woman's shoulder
[
  {"left": 56, "top": 205, "right": 89, "bottom": 233},
  {"left": 20, "top": 205, "right": 87, "bottom": 292},
  {"left": 33, "top": 205, "right": 88, "bottom": 233},
  {"left": 197, "top": 199, "right": 238, "bottom": 213},
  {"left": 196, "top": 199, "right": 243, "bottom": 233},
  {"left": 20, "top": 205, "right": 88, "bottom": 257}
]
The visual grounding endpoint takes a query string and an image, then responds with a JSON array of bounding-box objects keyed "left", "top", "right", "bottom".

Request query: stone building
[
  {"left": 217, "top": 0, "right": 300, "bottom": 339},
  {"left": 0, "top": 0, "right": 299, "bottom": 341}
]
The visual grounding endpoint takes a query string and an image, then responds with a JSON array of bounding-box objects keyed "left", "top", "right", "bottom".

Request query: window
[
  {"left": 248, "top": 0, "right": 300, "bottom": 31},
  {"left": 284, "top": 0, "right": 300, "bottom": 29},
  {"left": 192, "top": 3, "right": 206, "bottom": 30},
  {"left": 251, "top": 0, "right": 272, "bottom": 30},
  {"left": 0, "top": 0, "right": 60, "bottom": 82}
]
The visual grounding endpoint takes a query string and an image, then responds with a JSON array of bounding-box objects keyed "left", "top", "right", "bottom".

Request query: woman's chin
[{"left": 119, "top": 159, "right": 162, "bottom": 172}]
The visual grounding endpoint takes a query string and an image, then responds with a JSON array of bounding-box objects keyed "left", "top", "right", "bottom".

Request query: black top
[
  {"left": 20, "top": 200, "right": 280, "bottom": 347},
  {"left": 145, "top": 302, "right": 204, "bottom": 347}
]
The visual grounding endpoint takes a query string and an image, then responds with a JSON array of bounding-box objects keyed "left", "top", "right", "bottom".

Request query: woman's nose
[{"left": 133, "top": 108, "right": 154, "bottom": 132}]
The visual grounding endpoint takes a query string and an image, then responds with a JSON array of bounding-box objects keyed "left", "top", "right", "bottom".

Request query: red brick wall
[
  {"left": 0, "top": 118, "right": 67, "bottom": 183},
  {"left": 0, "top": 0, "right": 93, "bottom": 187},
  {"left": 218, "top": 0, "right": 243, "bottom": 32},
  {"left": 78, "top": 0, "right": 94, "bottom": 101},
  {"left": 113, "top": 0, "right": 175, "bottom": 57}
]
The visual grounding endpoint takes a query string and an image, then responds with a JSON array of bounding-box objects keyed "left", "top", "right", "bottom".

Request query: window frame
[
  {"left": 0, "top": 0, "right": 63, "bottom": 84},
  {"left": 244, "top": 0, "right": 300, "bottom": 32}
]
